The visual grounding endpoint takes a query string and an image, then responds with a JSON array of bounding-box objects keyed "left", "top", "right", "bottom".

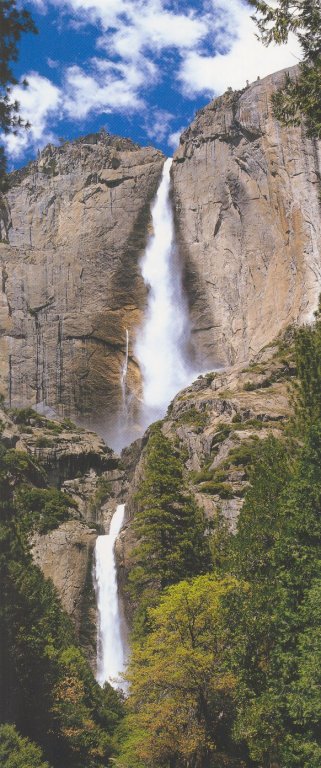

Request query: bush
[
  {"left": 199, "top": 481, "right": 235, "bottom": 498},
  {"left": 177, "top": 407, "right": 209, "bottom": 429},
  {"left": 15, "top": 486, "right": 76, "bottom": 534},
  {"left": 0, "top": 724, "right": 50, "bottom": 768}
]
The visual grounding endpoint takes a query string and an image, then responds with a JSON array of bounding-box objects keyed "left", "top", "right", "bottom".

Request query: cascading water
[
  {"left": 121, "top": 328, "right": 129, "bottom": 406},
  {"left": 94, "top": 504, "right": 128, "bottom": 689},
  {"left": 94, "top": 160, "right": 197, "bottom": 687},
  {"left": 135, "top": 157, "right": 193, "bottom": 427}
]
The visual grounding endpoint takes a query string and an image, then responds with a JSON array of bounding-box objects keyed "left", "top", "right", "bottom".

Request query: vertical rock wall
[
  {"left": 0, "top": 133, "right": 165, "bottom": 434},
  {"left": 172, "top": 66, "right": 321, "bottom": 368}
]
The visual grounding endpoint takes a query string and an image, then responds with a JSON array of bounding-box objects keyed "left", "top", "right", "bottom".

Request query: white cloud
[
  {"left": 178, "top": 1, "right": 302, "bottom": 97},
  {"left": 2, "top": 74, "right": 61, "bottom": 159},
  {"left": 168, "top": 127, "right": 186, "bottom": 151},
  {"left": 144, "top": 109, "right": 174, "bottom": 143},
  {"left": 12, "top": 0, "right": 303, "bottom": 159},
  {"left": 63, "top": 60, "right": 145, "bottom": 119}
]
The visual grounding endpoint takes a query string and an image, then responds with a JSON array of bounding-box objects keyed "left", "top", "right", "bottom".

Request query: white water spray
[
  {"left": 94, "top": 504, "right": 128, "bottom": 689},
  {"left": 135, "top": 158, "right": 193, "bottom": 424},
  {"left": 121, "top": 328, "right": 129, "bottom": 406}
]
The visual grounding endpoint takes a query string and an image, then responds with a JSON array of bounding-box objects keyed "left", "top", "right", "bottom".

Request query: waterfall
[
  {"left": 120, "top": 328, "right": 129, "bottom": 407},
  {"left": 94, "top": 504, "right": 128, "bottom": 689},
  {"left": 135, "top": 157, "right": 193, "bottom": 426}
]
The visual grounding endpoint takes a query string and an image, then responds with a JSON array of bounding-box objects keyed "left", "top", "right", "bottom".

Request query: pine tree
[
  {"left": 128, "top": 424, "right": 211, "bottom": 634},
  {"left": 0, "top": 1, "right": 37, "bottom": 189}
]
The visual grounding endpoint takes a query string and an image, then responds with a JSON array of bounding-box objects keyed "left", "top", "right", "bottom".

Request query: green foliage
[
  {"left": 119, "top": 576, "right": 245, "bottom": 768},
  {"left": 11, "top": 407, "right": 41, "bottom": 425},
  {"left": 227, "top": 329, "right": 321, "bottom": 767},
  {"left": 34, "top": 436, "right": 53, "bottom": 448},
  {"left": 177, "top": 406, "right": 209, "bottom": 429},
  {"left": 248, "top": 0, "right": 321, "bottom": 136},
  {"left": 0, "top": 724, "right": 50, "bottom": 768},
  {"left": 129, "top": 425, "right": 212, "bottom": 634},
  {"left": 0, "top": 1, "right": 37, "bottom": 189},
  {"left": 198, "top": 480, "right": 235, "bottom": 498},
  {"left": 0, "top": 430, "right": 123, "bottom": 768},
  {"left": 123, "top": 303, "right": 321, "bottom": 767},
  {"left": 15, "top": 486, "right": 76, "bottom": 534},
  {"left": 11, "top": 408, "right": 69, "bottom": 435}
]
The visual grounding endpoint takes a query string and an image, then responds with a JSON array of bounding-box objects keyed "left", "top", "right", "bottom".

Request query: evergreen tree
[
  {"left": 0, "top": 724, "right": 50, "bottom": 768},
  {"left": 128, "top": 424, "right": 211, "bottom": 634},
  {"left": 0, "top": 0, "right": 37, "bottom": 188},
  {"left": 229, "top": 307, "right": 321, "bottom": 766}
]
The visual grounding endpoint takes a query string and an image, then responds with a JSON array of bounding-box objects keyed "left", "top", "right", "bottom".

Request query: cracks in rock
[
  {"left": 28, "top": 297, "right": 55, "bottom": 316},
  {"left": 56, "top": 316, "right": 64, "bottom": 405},
  {"left": 64, "top": 333, "right": 126, "bottom": 353},
  {"left": 0, "top": 194, "right": 12, "bottom": 242}
]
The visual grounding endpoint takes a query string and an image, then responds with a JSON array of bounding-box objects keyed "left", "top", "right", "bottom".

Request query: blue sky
[{"left": 5, "top": 0, "right": 301, "bottom": 167}]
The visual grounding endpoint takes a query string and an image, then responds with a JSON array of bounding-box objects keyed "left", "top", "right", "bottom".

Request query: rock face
[
  {"left": 0, "top": 132, "right": 165, "bottom": 441},
  {"left": 32, "top": 520, "right": 97, "bottom": 632},
  {"left": 172, "top": 66, "right": 321, "bottom": 368}
]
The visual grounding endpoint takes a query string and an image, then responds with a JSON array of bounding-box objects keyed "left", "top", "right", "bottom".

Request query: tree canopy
[{"left": 119, "top": 576, "right": 246, "bottom": 768}]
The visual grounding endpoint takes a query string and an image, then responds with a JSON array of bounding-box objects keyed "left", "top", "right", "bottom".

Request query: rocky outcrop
[
  {"left": 172, "top": 66, "right": 321, "bottom": 368},
  {"left": 0, "top": 132, "right": 165, "bottom": 441},
  {"left": 117, "top": 331, "right": 295, "bottom": 602},
  {"left": 32, "top": 520, "right": 97, "bottom": 631}
]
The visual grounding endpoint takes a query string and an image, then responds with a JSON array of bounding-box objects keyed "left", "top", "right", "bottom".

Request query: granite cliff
[
  {"left": 172, "top": 66, "right": 321, "bottom": 368},
  {"left": 0, "top": 131, "right": 164, "bottom": 441}
]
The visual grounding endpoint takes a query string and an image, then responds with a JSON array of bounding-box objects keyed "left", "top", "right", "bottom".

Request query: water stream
[
  {"left": 135, "top": 157, "right": 193, "bottom": 428},
  {"left": 95, "top": 159, "right": 196, "bottom": 687},
  {"left": 94, "top": 504, "right": 128, "bottom": 689}
]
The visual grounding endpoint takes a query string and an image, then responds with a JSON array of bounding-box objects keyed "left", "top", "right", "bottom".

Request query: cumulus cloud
[
  {"left": 63, "top": 60, "right": 146, "bottom": 119},
  {"left": 178, "top": 0, "right": 302, "bottom": 97},
  {"left": 3, "top": 74, "right": 61, "bottom": 159},
  {"left": 10, "top": 0, "right": 303, "bottom": 158}
]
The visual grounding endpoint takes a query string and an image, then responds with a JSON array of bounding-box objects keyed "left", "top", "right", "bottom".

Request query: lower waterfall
[{"left": 94, "top": 504, "right": 128, "bottom": 689}]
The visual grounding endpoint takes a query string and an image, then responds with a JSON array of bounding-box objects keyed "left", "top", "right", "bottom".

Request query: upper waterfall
[{"left": 135, "top": 157, "right": 193, "bottom": 427}]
